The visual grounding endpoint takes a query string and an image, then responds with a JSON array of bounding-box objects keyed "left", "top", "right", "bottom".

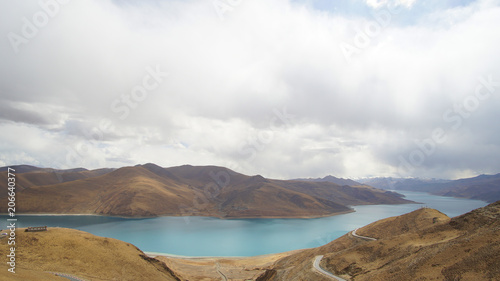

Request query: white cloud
[
  {"left": 1, "top": 0, "right": 499, "bottom": 179},
  {"left": 365, "top": 0, "right": 417, "bottom": 9}
]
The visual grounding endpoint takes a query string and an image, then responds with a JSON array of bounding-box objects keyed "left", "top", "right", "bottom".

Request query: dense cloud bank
[{"left": 1, "top": 0, "right": 499, "bottom": 179}]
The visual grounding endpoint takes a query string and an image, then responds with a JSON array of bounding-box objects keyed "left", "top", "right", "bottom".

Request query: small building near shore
[{"left": 25, "top": 226, "right": 47, "bottom": 232}]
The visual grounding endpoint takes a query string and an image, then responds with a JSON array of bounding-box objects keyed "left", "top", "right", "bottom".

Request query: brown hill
[
  {"left": 293, "top": 175, "right": 365, "bottom": 187},
  {"left": 163, "top": 165, "right": 412, "bottom": 217},
  {"left": 0, "top": 227, "right": 180, "bottom": 281},
  {"left": 11, "top": 165, "right": 198, "bottom": 217},
  {"left": 0, "top": 166, "right": 113, "bottom": 194},
  {"left": 362, "top": 174, "right": 500, "bottom": 203},
  {"left": 260, "top": 201, "right": 500, "bottom": 280},
  {"left": 434, "top": 173, "right": 500, "bottom": 203},
  {"left": 278, "top": 180, "right": 408, "bottom": 206},
  {"left": 1, "top": 163, "right": 412, "bottom": 218}
]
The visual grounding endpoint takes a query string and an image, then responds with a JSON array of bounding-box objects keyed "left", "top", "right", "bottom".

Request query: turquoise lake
[{"left": 3, "top": 191, "right": 487, "bottom": 257}]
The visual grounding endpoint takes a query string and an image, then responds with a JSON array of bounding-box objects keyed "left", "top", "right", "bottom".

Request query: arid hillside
[
  {"left": 292, "top": 175, "right": 366, "bottom": 187},
  {"left": 260, "top": 201, "right": 500, "bottom": 281},
  {"left": 0, "top": 163, "right": 412, "bottom": 218},
  {"left": 433, "top": 173, "right": 500, "bottom": 203},
  {"left": 0, "top": 165, "right": 113, "bottom": 193},
  {"left": 0, "top": 227, "right": 181, "bottom": 281},
  {"left": 361, "top": 173, "right": 500, "bottom": 203}
]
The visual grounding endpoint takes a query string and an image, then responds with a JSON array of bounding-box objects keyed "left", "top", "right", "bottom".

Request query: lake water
[{"left": 3, "top": 191, "right": 487, "bottom": 257}]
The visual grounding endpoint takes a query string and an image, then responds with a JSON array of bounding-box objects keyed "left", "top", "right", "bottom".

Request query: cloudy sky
[{"left": 1, "top": 0, "right": 499, "bottom": 180}]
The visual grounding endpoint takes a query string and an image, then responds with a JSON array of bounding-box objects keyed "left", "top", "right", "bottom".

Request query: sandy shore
[
  {"left": 152, "top": 249, "right": 301, "bottom": 281},
  {"left": 144, "top": 248, "right": 303, "bottom": 259},
  {"left": 144, "top": 251, "right": 245, "bottom": 259}
]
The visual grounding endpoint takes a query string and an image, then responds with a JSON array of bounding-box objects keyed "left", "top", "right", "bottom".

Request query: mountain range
[
  {"left": 0, "top": 163, "right": 411, "bottom": 218},
  {"left": 359, "top": 173, "right": 500, "bottom": 203},
  {"left": 292, "top": 175, "right": 365, "bottom": 187}
]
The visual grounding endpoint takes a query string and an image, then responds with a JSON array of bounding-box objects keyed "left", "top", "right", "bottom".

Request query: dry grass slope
[
  {"left": 0, "top": 164, "right": 413, "bottom": 218},
  {"left": 261, "top": 202, "right": 500, "bottom": 281},
  {"left": 157, "top": 252, "right": 294, "bottom": 281},
  {"left": 0, "top": 227, "right": 180, "bottom": 281}
]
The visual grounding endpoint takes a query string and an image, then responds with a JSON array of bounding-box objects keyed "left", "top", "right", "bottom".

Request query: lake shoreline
[
  {"left": 0, "top": 209, "right": 358, "bottom": 220},
  {"left": 1, "top": 191, "right": 487, "bottom": 257},
  {"left": 145, "top": 248, "right": 305, "bottom": 260}
]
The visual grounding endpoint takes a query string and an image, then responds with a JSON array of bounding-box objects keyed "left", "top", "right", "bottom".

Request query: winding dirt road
[
  {"left": 351, "top": 228, "right": 377, "bottom": 241},
  {"left": 312, "top": 228, "right": 377, "bottom": 280},
  {"left": 313, "top": 255, "right": 347, "bottom": 281},
  {"left": 216, "top": 262, "right": 228, "bottom": 281}
]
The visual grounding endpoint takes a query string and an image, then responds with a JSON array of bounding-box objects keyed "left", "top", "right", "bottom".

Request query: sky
[{"left": 1, "top": 0, "right": 499, "bottom": 180}]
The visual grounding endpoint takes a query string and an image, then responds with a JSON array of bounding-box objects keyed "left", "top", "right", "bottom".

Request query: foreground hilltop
[
  {"left": 0, "top": 227, "right": 181, "bottom": 281},
  {"left": 260, "top": 200, "right": 500, "bottom": 280},
  {"left": 0, "top": 163, "right": 411, "bottom": 218}
]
